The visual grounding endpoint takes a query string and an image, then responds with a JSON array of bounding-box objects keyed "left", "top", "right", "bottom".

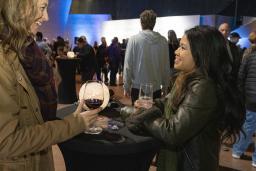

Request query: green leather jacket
[
  {"left": 144, "top": 76, "right": 221, "bottom": 171},
  {"left": 0, "top": 46, "right": 87, "bottom": 171}
]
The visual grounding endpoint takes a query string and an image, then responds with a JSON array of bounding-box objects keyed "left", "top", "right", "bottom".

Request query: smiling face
[
  {"left": 174, "top": 35, "right": 196, "bottom": 72},
  {"left": 30, "top": 0, "right": 49, "bottom": 35}
]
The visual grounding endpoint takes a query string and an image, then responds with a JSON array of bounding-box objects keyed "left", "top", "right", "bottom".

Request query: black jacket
[
  {"left": 78, "top": 44, "right": 96, "bottom": 71},
  {"left": 238, "top": 51, "right": 256, "bottom": 112},
  {"left": 228, "top": 41, "right": 242, "bottom": 83},
  {"left": 127, "top": 77, "right": 221, "bottom": 171}
]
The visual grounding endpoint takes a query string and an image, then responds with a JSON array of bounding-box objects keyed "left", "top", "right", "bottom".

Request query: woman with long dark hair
[{"left": 126, "top": 25, "right": 245, "bottom": 171}]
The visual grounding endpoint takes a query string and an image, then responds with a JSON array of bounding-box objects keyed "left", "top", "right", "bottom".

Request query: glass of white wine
[{"left": 138, "top": 83, "right": 153, "bottom": 108}]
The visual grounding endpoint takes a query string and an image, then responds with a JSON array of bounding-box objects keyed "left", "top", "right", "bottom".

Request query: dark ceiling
[{"left": 70, "top": 0, "right": 256, "bottom": 19}]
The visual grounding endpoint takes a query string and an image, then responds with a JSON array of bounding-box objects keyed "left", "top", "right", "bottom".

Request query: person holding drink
[
  {"left": 126, "top": 25, "right": 245, "bottom": 171},
  {"left": 80, "top": 80, "right": 110, "bottom": 134},
  {"left": 0, "top": 0, "right": 100, "bottom": 170}
]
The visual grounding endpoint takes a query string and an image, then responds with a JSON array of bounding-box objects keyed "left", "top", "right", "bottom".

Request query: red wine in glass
[{"left": 85, "top": 99, "right": 103, "bottom": 109}]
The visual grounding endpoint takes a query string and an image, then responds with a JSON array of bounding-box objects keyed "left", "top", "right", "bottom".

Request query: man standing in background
[
  {"left": 218, "top": 22, "right": 241, "bottom": 83},
  {"left": 77, "top": 36, "right": 96, "bottom": 83},
  {"left": 96, "top": 37, "right": 109, "bottom": 82},
  {"left": 108, "top": 37, "right": 121, "bottom": 86},
  {"left": 123, "top": 10, "right": 170, "bottom": 104}
]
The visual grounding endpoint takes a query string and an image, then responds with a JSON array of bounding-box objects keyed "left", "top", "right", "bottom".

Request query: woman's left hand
[{"left": 134, "top": 99, "right": 154, "bottom": 109}]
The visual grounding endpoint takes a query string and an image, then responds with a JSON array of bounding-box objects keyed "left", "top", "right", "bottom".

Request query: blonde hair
[
  {"left": 249, "top": 31, "right": 256, "bottom": 44},
  {"left": 0, "top": 0, "right": 39, "bottom": 53}
]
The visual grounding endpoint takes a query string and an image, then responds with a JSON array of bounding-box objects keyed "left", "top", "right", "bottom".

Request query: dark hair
[
  {"left": 140, "top": 10, "right": 157, "bottom": 30},
  {"left": 173, "top": 25, "right": 245, "bottom": 143},
  {"left": 112, "top": 37, "right": 118, "bottom": 44},
  {"left": 36, "top": 32, "right": 43, "bottom": 41},
  {"left": 230, "top": 32, "right": 241, "bottom": 38},
  {"left": 77, "top": 37, "right": 85, "bottom": 43},
  {"left": 167, "top": 30, "right": 179, "bottom": 50},
  {"left": 249, "top": 31, "right": 256, "bottom": 44}
]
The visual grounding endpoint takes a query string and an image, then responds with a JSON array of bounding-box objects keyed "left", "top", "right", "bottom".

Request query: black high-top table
[
  {"left": 57, "top": 104, "right": 161, "bottom": 171},
  {"left": 56, "top": 58, "right": 79, "bottom": 104}
]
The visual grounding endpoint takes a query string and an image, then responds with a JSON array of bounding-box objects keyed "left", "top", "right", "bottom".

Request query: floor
[{"left": 53, "top": 74, "right": 256, "bottom": 171}]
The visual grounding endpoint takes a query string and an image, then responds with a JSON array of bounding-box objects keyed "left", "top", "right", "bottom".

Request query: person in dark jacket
[
  {"left": 126, "top": 25, "right": 245, "bottom": 171},
  {"left": 53, "top": 36, "right": 65, "bottom": 57},
  {"left": 96, "top": 37, "right": 108, "bottom": 82},
  {"left": 218, "top": 23, "right": 242, "bottom": 83},
  {"left": 232, "top": 36, "right": 256, "bottom": 167},
  {"left": 107, "top": 37, "right": 121, "bottom": 86},
  {"left": 77, "top": 37, "right": 96, "bottom": 84}
]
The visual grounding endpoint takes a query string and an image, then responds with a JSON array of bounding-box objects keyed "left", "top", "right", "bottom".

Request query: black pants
[
  {"left": 109, "top": 66, "right": 118, "bottom": 85},
  {"left": 131, "top": 88, "right": 161, "bottom": 105},
  {"left": 81, "top": 70, "right": 94, "bottom": 84}
]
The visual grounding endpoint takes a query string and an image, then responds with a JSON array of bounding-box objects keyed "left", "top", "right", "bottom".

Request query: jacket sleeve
[
  {"left": 0, "top": 63, "right": 86, "bottom": 158},
  {"left": 154, "top": 97, "right": 167, "bottom": 113},
  {"left": 143, "top": 80, "right": 218, "bottom": 148},
  {"left": 123, "top": 38, "right": 134, "bottom": 93},
  {"left": 237, "top": 56, "right": 248, "bottom": 98}
]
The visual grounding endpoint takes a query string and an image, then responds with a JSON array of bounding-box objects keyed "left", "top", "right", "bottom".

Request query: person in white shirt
[{"left": 123, "top": 10, "right": 171, "bottom": 104}]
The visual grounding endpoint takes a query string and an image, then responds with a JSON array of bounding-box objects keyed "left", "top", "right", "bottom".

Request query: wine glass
[
  {"left": 138, "top": 83, "right": 153, "bottom": 108},
  {"left": 83, "top": 80, "right": 104, "bottom": 109},
  {"left": 83, "top": 80, "right": 104, "bottom": 134}
]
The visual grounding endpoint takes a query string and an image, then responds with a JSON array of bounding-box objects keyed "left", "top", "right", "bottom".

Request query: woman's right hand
[
  {"left": 80, "top": 109, "right": 100, "bottom": 130},
  {"left": 74, "top": 100, "right": 101, "bottom": 130}
]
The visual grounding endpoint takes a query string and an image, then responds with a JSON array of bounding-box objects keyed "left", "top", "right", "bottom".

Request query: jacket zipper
[{"left": 183, "top": 147, "right": 195, "bottom": 169}]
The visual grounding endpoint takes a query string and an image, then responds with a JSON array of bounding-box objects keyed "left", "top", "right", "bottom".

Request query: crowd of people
[
  {"left": 35, "top": 32, "right": 128, "bottom": 87},
  {"left": 0, "top": 0, "right": 256, "bottom": 170}
]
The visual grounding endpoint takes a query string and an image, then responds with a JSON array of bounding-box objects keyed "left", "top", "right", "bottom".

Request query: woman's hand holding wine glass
[
  {"left": 80, "top": 109, "right": 102, "bottom": 131},
  {"left": 74, "top": 99, "right": 101, "bottom": 131},
  {"left": 83, "top": 80, "right": 105, "bottom": 134}
]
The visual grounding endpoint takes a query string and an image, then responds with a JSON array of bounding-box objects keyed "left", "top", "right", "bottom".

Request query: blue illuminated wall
[
  {"left": 66, "top": 14, "right": 111, "bottom": 46},
  {"left": 39, "top": 0, "right": 111, "bottom": 46},
  {"left": 39, "top": 1, "right": 256, "bottom": 50},
  {"left": 39, "top": 0, "right": 72, "bottom": 41},
  {"left": 58, "top": 0, "right": 72, "bottom": 33},
  {"left": 232, "top": 19, "right": 256, "bottom": 48},
  {"left": 200, "top": 15, "right": 234, "bottom": 28}
]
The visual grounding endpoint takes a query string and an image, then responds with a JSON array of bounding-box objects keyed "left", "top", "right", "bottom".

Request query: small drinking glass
[{"left": 138, "top": 83, "right": 153, "bottom": 108}]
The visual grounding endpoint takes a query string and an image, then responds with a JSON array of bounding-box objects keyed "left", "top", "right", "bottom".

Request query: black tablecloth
[
  {"left": 57, "top": 58, "right": 79, "bottom": 104},
  {"left": 57, "top": 104, "right": 161, "bottom": 171}
]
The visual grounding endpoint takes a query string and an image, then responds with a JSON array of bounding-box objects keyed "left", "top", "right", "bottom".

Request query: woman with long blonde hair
[{"left": 0, "top": 0, "right": 99, "bottom": 170}]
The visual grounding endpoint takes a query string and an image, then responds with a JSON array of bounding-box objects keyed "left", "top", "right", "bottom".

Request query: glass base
[{"left": 84, "top": 126, "right": 103, "bottom": 134}]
